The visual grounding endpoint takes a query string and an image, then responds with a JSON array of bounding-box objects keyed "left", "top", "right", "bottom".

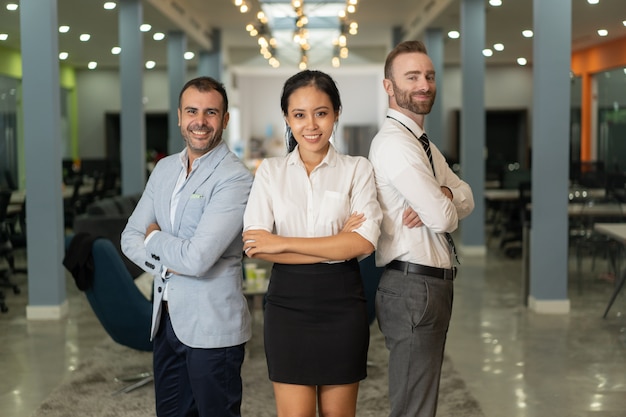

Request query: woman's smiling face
[{"left": 284, "top": 85, "right": 338, "bottom": 157}]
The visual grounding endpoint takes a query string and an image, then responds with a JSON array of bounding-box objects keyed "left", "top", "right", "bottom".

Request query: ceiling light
[
  {"left": 623, "top": 20, "right": 626, "bottom": 26},
  {"left": 6, "top": 3, "right": 18, "bottom": 11},
  {"left": 88, "top": 61, "right": 98, "bottom": 70},
  {"left": 0, "top": 34, "right": 7, "bottom": 41},
  {"left": 184, "top": 51, "right": 195, "bottom": 60},
  {"left": 489, "top": 0, "right": 502, "bottom": 6},
  {"left": 269, "top": 57, "right": 280, "bottom": 68},
  {"left": 140, "top": 24, "right": 152, "bottom": 32},
  {"left": 59, "top": 26, "right": 70, "bottom": 33},
  {"left": 145, "top": 61, "right": 156, "bottom": 69},
  {"left": 597, "top": 29, "right": 608, "bottom": 37},
  {"left": 111, "top": 46, "right": 121, "bottom": 55},
  {"left": 494, "top": 43, "right": 504, "bottom": 51},
  {"left": 517, "top": 57, "right": 527, "bottom": 66},
  {"left": 153, "top": 32, "right": 165, "bottom": 41},
  {"left": 522, "top": 30, "right": 533, "bottom": 38},
  {"left": 587, "top": 0, "right": 599, "bottom": 4},
  {"left": 448, "top": 30, "right": 460, "bottom": 39},
  {"left": 59, "top": 52, "right": 69, "bottom": 60},
  {"left": 483, "top": 49, "right": 493, "bottom": 57},
  {"left": 80, "top": 34, "right": 91, "bottom": 42},
  {"left": 103, "top": 2, "right": 116, "bottom": 10}
]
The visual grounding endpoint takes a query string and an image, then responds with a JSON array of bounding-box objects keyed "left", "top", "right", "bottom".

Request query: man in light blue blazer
[{"left": 121, "top": 77, "right": 253, "bottom": 417}]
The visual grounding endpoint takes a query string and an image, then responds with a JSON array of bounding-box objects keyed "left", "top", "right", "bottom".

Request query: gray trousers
[{"left": 375, "top": 268, "right": 454, "bottom": 417}]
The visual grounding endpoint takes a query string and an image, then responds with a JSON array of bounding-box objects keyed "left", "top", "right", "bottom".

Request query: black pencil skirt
[{"left": 263, "top": 259, "right": 369, "bottom": 386}]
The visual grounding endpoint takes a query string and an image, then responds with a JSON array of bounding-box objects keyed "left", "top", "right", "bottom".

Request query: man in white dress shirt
[{"left": 368, "top": 40, "right": 475, "bottom": 417}]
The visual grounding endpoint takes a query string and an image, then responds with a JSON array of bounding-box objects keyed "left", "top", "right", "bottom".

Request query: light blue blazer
[{"left": 121, "top": 142, "right": 253, "bottom": 349}]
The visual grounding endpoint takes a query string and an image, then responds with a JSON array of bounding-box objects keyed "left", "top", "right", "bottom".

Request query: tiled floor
[{"left": 0, "top": 242, "right": 625, "bottom": 417}]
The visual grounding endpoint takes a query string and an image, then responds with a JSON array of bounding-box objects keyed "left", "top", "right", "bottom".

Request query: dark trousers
[
  {"left": 376, "top": 268, "right": 454, "bottom": 417},
  {"left": 153, "top": 310, "right": 245, "bottom": 417}
]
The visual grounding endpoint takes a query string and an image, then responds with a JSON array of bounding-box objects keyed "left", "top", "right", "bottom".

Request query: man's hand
[
  {"left": 403, "top": 207, "right": 423, "bottom": 228},
  {"left": 440, "top": 186, "right": 453, "bottom": 200},
  {"left": 146, "top": 222, "right": 161, "bottom": 238}
]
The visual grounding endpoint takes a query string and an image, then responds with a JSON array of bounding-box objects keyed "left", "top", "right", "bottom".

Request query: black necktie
[{"left": 419, "top": 133, "right": 460, "bottom": 264}]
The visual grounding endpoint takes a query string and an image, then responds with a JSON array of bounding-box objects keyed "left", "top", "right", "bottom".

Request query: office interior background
[
  {"left": 0, "top": 1, "right": 626, "bottom": 416},
  {"left": 1, "top": 0, "right": 625, "bottom": 183}
]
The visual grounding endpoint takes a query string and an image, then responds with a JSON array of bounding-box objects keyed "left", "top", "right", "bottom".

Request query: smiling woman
[{"left": 243, "top": 69, "right": 383, "bottom": 417}]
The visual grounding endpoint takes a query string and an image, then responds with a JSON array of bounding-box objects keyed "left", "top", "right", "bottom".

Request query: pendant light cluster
[{"left": 233, "top": 0, "right": 359, "bottom": 69}]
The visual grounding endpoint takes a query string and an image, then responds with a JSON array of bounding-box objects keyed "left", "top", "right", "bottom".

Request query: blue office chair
[{"left": 64, "top": 235, "right": 153, "bottom": 393}]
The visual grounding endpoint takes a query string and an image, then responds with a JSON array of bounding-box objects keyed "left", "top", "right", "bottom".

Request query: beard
[
  {"left": 181, "top": 124, "right": 223, "bottom": 155},
  {"left": 391, "top": 80, "right": 436, "bottom": 115}
]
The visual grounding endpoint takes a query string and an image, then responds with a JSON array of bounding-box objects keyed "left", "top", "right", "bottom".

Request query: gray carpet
[{"left": 31, "top": 319, "right": 484, "bottom": 417}]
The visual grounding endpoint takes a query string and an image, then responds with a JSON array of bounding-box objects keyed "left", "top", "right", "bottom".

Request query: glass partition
[{"left": 597, "top": 68, "right": 626, "bottom": 173}]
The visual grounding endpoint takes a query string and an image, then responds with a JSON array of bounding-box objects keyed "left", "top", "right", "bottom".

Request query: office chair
[
  {"left": 499, "top": 181, "right": 531, "bottom": 258},
  {"left": 0, "top": 190, "right": 21, "bottom": 312},
  {"left": 571, "top": 196, "right": 624, "bottom": 294},
  {"left": 64, "top": 235, "right": 153, "bottom": 394}
]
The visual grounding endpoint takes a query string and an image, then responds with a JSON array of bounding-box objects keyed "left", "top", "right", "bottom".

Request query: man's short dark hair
[
  {"left": 178, "top": 76, "right": 229, "bottom": 114},
  {"left": 384, "top": 40, "right": 429, "bottom": 80}
]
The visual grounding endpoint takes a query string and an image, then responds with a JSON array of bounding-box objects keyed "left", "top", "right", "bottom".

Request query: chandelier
[{"left": 233, "top": 0, "right": 359, "bottom": 69}]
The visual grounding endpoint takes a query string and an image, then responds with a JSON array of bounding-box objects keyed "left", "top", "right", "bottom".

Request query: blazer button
[
  {"left": 157, "top": 287, "right": 162, "bottom": 293},
  {"left": 145, "top": 261, "right": 155, "bottom": 269}
]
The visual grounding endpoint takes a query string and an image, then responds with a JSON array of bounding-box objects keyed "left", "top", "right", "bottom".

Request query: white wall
[
  {"left": 76, "top": 69, "right": 174, "bottom": 157},
  {"left": 441, "top": 65, "right": 534, "bottom": 153},
  {"left": 75, "top": 64, "right": 535, "bottom": 159}
]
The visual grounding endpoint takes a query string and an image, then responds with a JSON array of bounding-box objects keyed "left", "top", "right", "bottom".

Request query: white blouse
[{"left": 243, "top": 144, "right": 382, "bottom": 253}]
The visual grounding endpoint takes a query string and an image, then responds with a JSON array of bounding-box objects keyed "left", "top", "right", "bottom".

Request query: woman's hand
[
  {"left": 243, "top": 229, "right": 284, "bottom": 257},
  {"left": 341, "top": 212, "right": 366, "bottom": 233}
]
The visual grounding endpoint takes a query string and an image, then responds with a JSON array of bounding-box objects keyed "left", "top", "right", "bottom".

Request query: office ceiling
[{"left": 0, "top": 0, "right": 624, "bottom": 71}]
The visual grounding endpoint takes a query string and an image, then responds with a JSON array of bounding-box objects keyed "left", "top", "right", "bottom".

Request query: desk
[
  {"left": 484, "top": 188, "right": 522, "bottom": 202},
  {"left": 9, "top": 185, "right": 93, "bottom": 205},
  {"left": 593, "top": 223, "right": 626, "bottom": 318},
  {"left": 521, "top": 204, "right": 626, "bottom": 305},
  {"left": 568, "top": 202, "right": 626, "bottom": 217},
  {"left": 484, "top": 187, "right": 606, "bottom": 203}
]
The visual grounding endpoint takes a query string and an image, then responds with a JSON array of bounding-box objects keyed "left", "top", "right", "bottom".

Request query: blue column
[
  {"left": 424, "top": 28, "right": 445, "bottom": 151},
  {"left": 20, "top": 0, "right": 67, "bottom": 319},
  {"left": 119, "top": 0, "right": 146, "bottom": 195},
  {"left": 459, "top": 0, "right": 486, "bottom": 253},
  {"left": 528, "top": 0, "right": 571, "bottom": 313},
  {"left": 167, "top": 31, "right": 187, "bottom": 155},
  {"left": 197, "top": 29, "right": 222, "bottom": 80}
]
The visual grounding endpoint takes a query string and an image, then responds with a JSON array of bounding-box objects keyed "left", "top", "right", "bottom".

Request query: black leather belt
[
  {"left": 162, "top": 301, "right": 168, "bottom": 313},
  {"left": 386, "top": 260, "right": 455, "bottom": 280}
]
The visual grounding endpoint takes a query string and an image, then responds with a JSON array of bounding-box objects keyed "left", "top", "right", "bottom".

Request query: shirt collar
[
  {"left": 287, "top": 142, "right": 338, "bottom": 169},
  {"left": 178, "top": 144, "right": 215, "bottom": 171},
  {"left": 387, "top": 108, "right": 426, "bottom": 138}
]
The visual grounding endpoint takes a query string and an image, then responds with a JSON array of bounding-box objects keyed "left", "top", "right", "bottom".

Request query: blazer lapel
[{"left": 171, "top": 142, "right": 230, "bottom": 232}]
